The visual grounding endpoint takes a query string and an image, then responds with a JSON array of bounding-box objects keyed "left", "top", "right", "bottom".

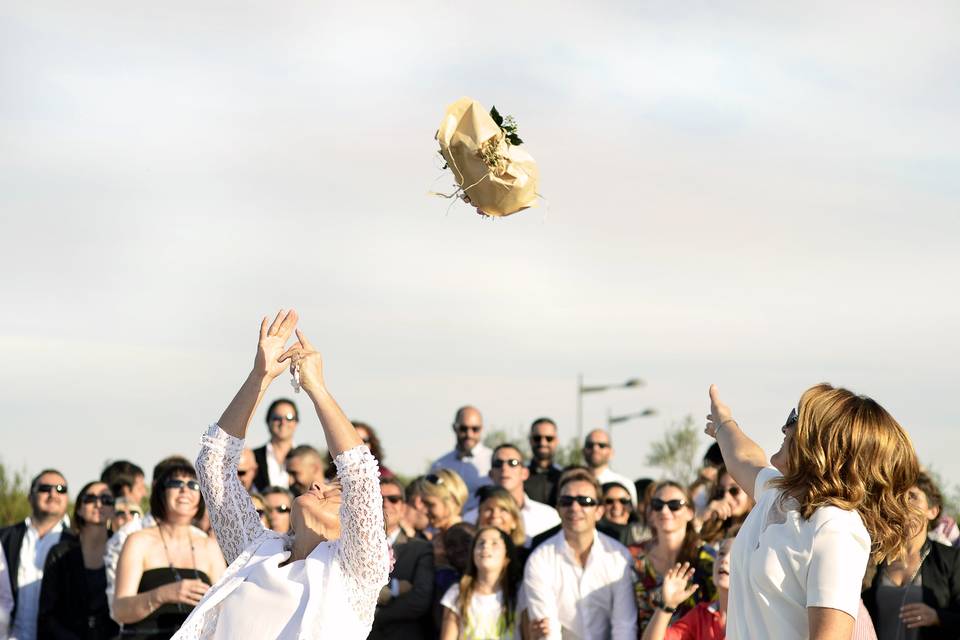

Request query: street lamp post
[
  {"left": 606, "top": 408, "right": 658, "bottom": 435},
  {"left": 576, "top": 374, "right": 644, "bottom": 445}
]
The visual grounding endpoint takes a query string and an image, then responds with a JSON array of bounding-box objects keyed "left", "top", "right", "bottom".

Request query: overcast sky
[{"left": 2, "top": 2, "right": 958, "bottom": 496}]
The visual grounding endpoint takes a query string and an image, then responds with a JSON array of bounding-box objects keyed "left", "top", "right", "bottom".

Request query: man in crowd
[
  {"left": 100, "top": 460, "right": 147, "bottom": 508},
  {"left": 523, "top": 468, "right": 637, "bottom": 639},
  {"left": 237, "top": 448, "right": 259, "bottom": 493},
  {"left": 252, "top": 398, "right": 299, "bottom": 493},
  {"left": 464, "top": 444, "right": 560, "bottom": 541},
  {"left": 284, "top": 444, "right": 324, "bottom": 497},
  {"left": 582, "top": 429, "right": 637, "bottom": 505},
  {"left": 0, "top": 469, "right": 72, "bottom": 640},
  {"left": 369, "top": 478, "right": 434, "bottom": 640},
  {"left": 261, "top": 486, "right": 294, "bottom": 533},
  {"left": 430, "top": 405, "right": 492, "bottom": 510},
  {"left": 524, "top": 417, "right": 563, "bottom": 506}
]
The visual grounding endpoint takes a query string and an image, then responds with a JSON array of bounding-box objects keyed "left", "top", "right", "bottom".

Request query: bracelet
[
  {"left": 658, "top": 604, "right": 677, "bottom": 613},
  {"left": 716, "top": 418, "right": 737, "bottom": 435}
]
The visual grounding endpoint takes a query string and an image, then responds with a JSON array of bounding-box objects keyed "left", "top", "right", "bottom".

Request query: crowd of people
[{"left": 2, "top": 313, "right": 959, "bottom": 639}]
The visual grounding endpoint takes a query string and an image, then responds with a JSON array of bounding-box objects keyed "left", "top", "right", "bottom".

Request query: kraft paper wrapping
[{"left": 436, "top": 97, "right": 538, "bottom": 217}]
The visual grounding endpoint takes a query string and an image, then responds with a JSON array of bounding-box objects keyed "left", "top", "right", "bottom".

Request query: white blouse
[{"left": 171, "top": 424, "right": 389, "bottom": 640}]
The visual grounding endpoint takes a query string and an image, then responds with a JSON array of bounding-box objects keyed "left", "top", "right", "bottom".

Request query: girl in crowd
[
  {"left": 170, "top": 310, "right": 390, "bottom": 638},
  {"left": 440, "top": 527, "right": 522, "bottom": 640},
  {"left": 39, "top": 481, "right": 120, "bottom": 640},
  {"left": 632, "top": 482, "right": 716, "bottom": 631},
  {"left": 698, "top": 467, "right": 753, "bottom": 546},
  {"left": 114, "top": 461, "right": 225, "bottom": 639},
  {"left": 863, "top": 471, "right": 960, "bottom": 639},
  {"left": 476, "top": 486, "right": 527, "bottom": 549},
  {"left": 706, "top": 383, "right": 920, "bottom": 640}
]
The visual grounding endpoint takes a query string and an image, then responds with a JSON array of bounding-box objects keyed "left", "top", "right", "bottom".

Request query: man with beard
[{"left": 524, "top": 417, "right": 563, "bottom": 506}]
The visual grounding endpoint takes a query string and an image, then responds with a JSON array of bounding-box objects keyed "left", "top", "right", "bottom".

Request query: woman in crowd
[
  {"left": 39, "top": 481, "right": 120, "bottom": 640},
  {"left": 698, "top": 467, "right": 753, "bottom": 546},
  {"left": 114, "top": 460, "right": 225, "bottom": 639},
  {"left": 476, "top": 486, "right": 526, "bottom": 549},
  {"left": 249, "top": 494, "right": 270, "bottom": 529},
  {"left": 706, "top": 383, "right": 920, "bottom": 640},
  {"left": 422, "top": 469, "right": 468, "bottom": 536},
  {"left": 324, "top": 421, "right": 395, "bottom": 480},
  {"left": 440, "top": 526, "right": 522, "bottom": 640},
  {"left": 632, "top": 481, "right": 716, "bottom": 631},
  {"left": 167, "top": 310, "right": 390, "bottom": 637},
  {"left": 260, "top": 485, "right": 294, "bottom": 533},
  {"left": 599, "top": 481, "right": 647, "bottom": 547},
  {"left": 111, "top": 496, "right": 143, "bottom": 532},
  {"left": 863, "top": 471, "right": 960, "bottom": 639}
]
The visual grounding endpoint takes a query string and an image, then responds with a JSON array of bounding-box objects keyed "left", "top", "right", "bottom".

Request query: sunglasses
[
  {"left": 715, "top": 486, "right": 742, "bottom": 499},
  {"left": 604, "top": 497, "right": 632, "bottom": 506},
  {"left": 650, "top": 498, "right": 688, "bottom": 512},
  {"left": 114, "top": 509, "right": 141, "bottom": 519},
  {"left": 785, "top": 408, "right": 798, "bottom": 427},
  {"left": 80, "top": 493, "right": 116, "bottom": 506},
  {"left": 266, "top": 504, "right": 291, "bottom": 514},
  {"left": 237, "top": 470, "right": 250, "bottom": 477},
  {"left": 255, "top": 508, "right": 266, "bottom": 518},
  {"left": 456, "top": 425, "right": 481, "bottom": 434},
  {"left": 491, "top": 458, "right": 522, "bottom": 469},
  {"left": 382, "top": 495, "right": 403, "bottom": 504},
  {"left": 425, "top": 473, "right": 444, "bottom": 486},
  {"left": 36, "top": 483, "right": 68, "bottom": 495},
  {"left": 530, "top": 435, "right": 555, "bottom": 443},
  {"left": 269, "top": 412, "right": 298, "bottom": 423},
  {"left": 584, "top": 441, "right": 610, "bottom": 449},
  {"left": 164, "top": 479, "right": 201, "bottom": 492},
  {"left": 558, "top": 495, "right": 599, "bottom": 508}
]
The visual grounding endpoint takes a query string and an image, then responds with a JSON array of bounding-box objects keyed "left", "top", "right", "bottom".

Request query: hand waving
[
  {"left": 255, "top": 309, "right": 298, "bottom": 380},
  {"left": 660, "top": 562, "right": 699, "bottom": 609},
  {"left": 279, "top": 329, "right": 325, "bottom": 397},
  {"left": 705, "top": 384, "right": 734, "bottom": 438}
]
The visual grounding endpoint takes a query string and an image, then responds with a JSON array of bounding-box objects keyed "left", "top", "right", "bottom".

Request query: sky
[{"left": 2, "top": 2, "right": 958, "bottom": 497}]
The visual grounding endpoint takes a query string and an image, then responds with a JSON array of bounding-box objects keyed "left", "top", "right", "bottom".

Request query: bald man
[
  {"left": 582, "top": 429, "right": 638, "bottom": 504},
  {"left": 237, "top": 448, "right": 258, "bottom": 493},
  {"left": 429, "top": 405, "right": 493, "bottom": 511}
]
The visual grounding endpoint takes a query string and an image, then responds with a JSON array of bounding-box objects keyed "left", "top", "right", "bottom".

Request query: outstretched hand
[
  {"left": 254, "top": 309, "right": 299, "bottom": 380},
  {"left": 705, "top": 384, "right": 734, "bottom": 438},
  {"left": 279, "top": 329, "right": 325, "bottom": 397},
  {"left": 660, "top": 562, "right": 699, "bottom": 609}
]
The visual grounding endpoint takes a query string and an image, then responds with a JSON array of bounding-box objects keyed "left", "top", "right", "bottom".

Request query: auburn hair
[{"left": 771, "top": 383, "right": 921, "bottom": 564}]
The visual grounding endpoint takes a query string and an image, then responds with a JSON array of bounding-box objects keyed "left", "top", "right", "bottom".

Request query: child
[{"left": 440, "top": 526, "right": 522, "bottom": 639}]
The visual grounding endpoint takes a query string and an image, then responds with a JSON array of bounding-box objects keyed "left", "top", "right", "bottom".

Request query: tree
[
  {"left": 0, "top": 460, "right": 31, "bottom": 526},
  {"left": 645, "top": 415, "right": 701, "bottom": 486}
]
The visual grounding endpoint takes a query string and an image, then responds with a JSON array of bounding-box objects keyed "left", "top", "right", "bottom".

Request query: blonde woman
[
  {"left": 476, "top": 487, "right": 526, "bottom": 549},
  {"left": 706, "top": 384, "right": 920, "bottom": 640},
  {"left": 422, "top": 469, "right": 469, "bottom": 535}
]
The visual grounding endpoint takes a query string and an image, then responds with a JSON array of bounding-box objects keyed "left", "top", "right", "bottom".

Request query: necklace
[{"left": 157, "top": 524, "right": 201, "bottom": 613}]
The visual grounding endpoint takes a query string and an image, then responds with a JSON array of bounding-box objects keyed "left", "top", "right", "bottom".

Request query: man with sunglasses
[
  {"left": 525, "top": 418, "right": 563, "bottom": 507},
  {"left": 429, "top": 405, "right": 493, "bottom": 511},
  {"left": 583, "top": 429, "right": 638, "bottom": 505},
  {"left": 237, "top": 448, "right": 259, "bottom": 493},
  {"left": 251, "top": 398, "right": 300, "bottom": 493},
  {"left": 523, "top": 468, "right": 638, "bottom": 639},
  {"left": 0, "top": 469, "right": 71, "bottom": 640}
]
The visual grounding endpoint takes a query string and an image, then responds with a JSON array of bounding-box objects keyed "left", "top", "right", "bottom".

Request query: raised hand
[
  {"left": 254, "top": 309, "right": 298, "bottom": 380},
  {"left": 660, "top": 562, "right": 699, "bottom": 609},
  {"left": 279, "top": 328, "right": 325, "bottom": 398},
  {"left": 705, "top": 384, "right": 734, "bottom": 438}
]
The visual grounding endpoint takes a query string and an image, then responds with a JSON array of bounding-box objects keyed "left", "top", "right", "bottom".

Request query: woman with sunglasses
[
  {"left": 632, "top": 481, "right": 717, "bottom": 632},
  {"left": 38, "top": 481, "right": 120, "bottom": 639},
  {"left": 705, "top": 384, "right": 920, "bottom": 640},
  {"left": 698, "top": 467, "right": 754, "bottom": 546},
  {"left": 113, "top": 461, "right": 226, "bottom": 638},
  {"left": 112, "top": 497, "right": 143, "bottom": 532},
  {"left": 599, "top": 481, "right": 648, "bottom": 547},
  {"left": 167, "top": 310, "right": 390, "bottom": 638}
]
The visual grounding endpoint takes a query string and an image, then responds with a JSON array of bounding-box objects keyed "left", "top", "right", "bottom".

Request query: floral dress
[{"left": 630, "top": 540, "right": 717, "bottom": 632}]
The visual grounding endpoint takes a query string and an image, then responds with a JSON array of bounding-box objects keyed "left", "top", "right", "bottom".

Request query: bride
[{"left": 173, "top": 309, "right": 389, "bottom": 639}]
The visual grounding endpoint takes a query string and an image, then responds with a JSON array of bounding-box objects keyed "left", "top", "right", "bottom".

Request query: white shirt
[
  {"left": 172, "top": 425, "right": 389, "bottom": 640},
  {"left": 727, "top": 467, "right": 870, "bottom": 640},
  {"left": 104, "top": 512, "right": 156, "bottom": 621},
  {"left": 265, "top": 441, "right": 292, "bottom": 488},
  {"left": 10, "top": 517, "right": 65, "bottom": 640},
  {"left": 0, "top": 550, "right": 13, "bottom": 640},
  {"left": 431, "top": 444, "right": 494, "bottom": 511},
  {"left": 441, "top": 583, "right": 518, "bottom": 639},
  {"left": 464, "top": 493, "right": 561, "bottom": 545},
  {"left": 594, "top": 468, "right": 638, "bottom": 506},
  {"left": 522, "top": 530, "right": 637, "bottom": 640}
]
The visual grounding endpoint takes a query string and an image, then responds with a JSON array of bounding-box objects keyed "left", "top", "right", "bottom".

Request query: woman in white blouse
[
  {"left": 705, "top": 383, "right": 920, "bottom": 640},
  {"left": 172, "top": 309, "right": 390, "bottom": 639}
]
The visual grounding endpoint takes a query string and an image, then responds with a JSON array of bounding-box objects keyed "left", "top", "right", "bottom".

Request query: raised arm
[{"left": 704, "top": 385, "right": 769, "bottom": 501}]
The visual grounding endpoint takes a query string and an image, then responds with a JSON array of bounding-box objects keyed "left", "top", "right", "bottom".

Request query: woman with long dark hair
[
  {"left": 439, "top": 526, "right": 522, "bottom": 639},
  {"left": 39, "top": 481, "right": 120, "bottom": 639}
]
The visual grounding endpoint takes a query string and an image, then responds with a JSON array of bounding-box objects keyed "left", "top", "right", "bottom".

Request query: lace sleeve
[
  {"left": 195, "top": 424, "right": 267, "bottom": 565},
  {"left": 334, "top": 445, "right": 390, "bottom": 626}
]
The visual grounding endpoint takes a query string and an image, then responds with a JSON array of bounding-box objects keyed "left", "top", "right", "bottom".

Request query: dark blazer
[
  {"left": 0, "top": 521, "right": 28, "bottom": 623},
  {"left": 369, "top": 530, "right": 435, "bottom": 640},
  {"left": 38, "top": 536, "right": 118, "bottom": 640},
  {"left": 251, "top": 444, "right": 271, "bottom": 493},
  {"left": 863, "top": 540, "right": 960, "bottom": 640}
]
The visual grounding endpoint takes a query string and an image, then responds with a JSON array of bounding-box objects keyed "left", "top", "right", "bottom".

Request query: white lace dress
[{"left": 171, "top": 424, "right": 389, "bottom": 640}]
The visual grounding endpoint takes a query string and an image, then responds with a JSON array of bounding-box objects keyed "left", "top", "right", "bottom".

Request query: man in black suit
[
  {"left": 0, "top": 469, "right": 72, "bottom": 640},
  {"left": 369, "top": 477, "right": 434, "bottom": 640},
  {"left": 251, "top": 397, "right": 300, "bottom": 492}
]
